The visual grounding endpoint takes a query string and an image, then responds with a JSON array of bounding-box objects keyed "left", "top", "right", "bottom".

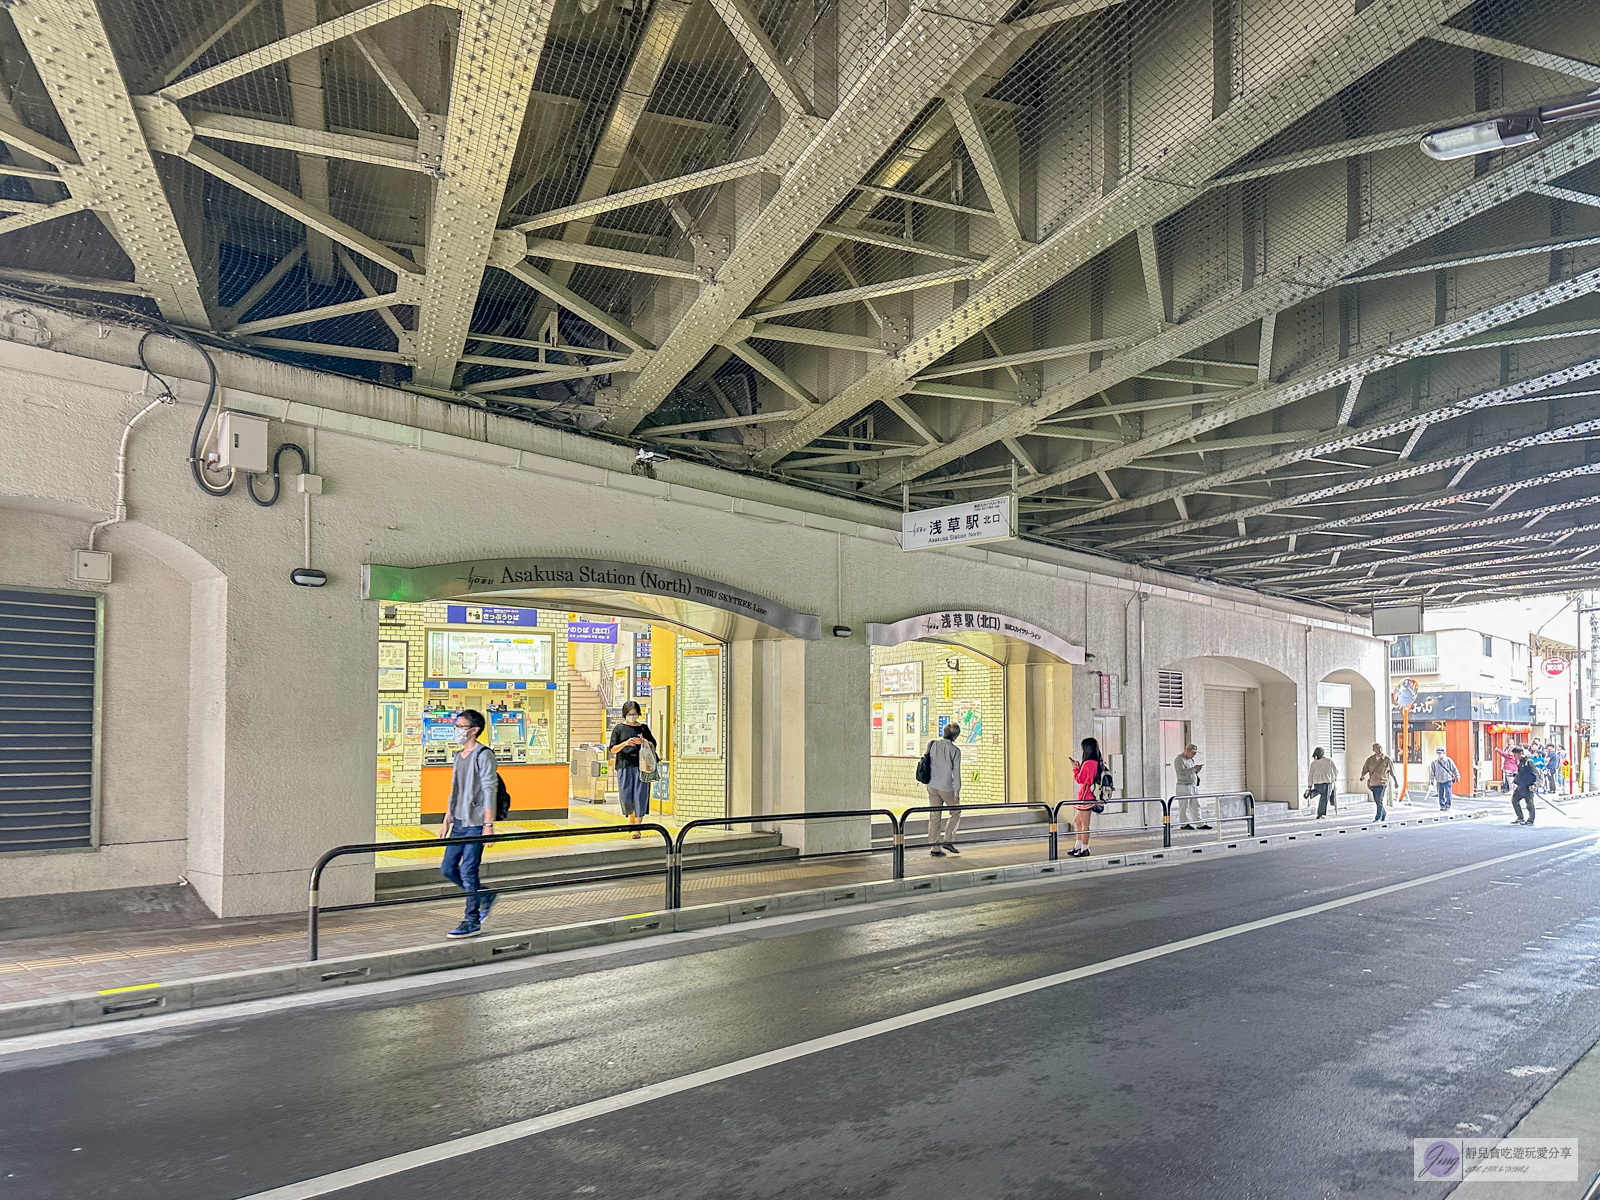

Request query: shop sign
[
  {"left": 365, "top": 560, "right": 820, "bottom": 640},
  {"left": 446, "top": 604, "right": 538, "bottom": 626},
  {"left": 1097, "top": 671, "right": 1120, "bottom": 710},
  {"left": 866, "top": 609, "right": 1085, "bottom": 664},
  {"left": 902, "top": 495, "right": 1015, "bottom": 551},
  {"left": 567, "top": 620, "right": 618, "bottom": 643},
  {"left": 1542, "top": 656, "right": 1568, "bottom": 678}
]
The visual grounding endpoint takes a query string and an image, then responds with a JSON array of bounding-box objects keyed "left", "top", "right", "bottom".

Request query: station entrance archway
[
  {"left": 865, "top": 611, "right": 1083, "bottom": 807},
  {"left": 364, "top": 557, "right": 819, "bottom": 833}
]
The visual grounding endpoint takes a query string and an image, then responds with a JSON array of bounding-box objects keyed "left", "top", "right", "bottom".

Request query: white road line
[{"left": 236, "top": 833, "right": 1597, "bottom": 1200}]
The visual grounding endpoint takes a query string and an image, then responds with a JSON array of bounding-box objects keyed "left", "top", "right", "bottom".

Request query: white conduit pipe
[{"left": 88, "top": 393, "right": 176, "bottom": 550}]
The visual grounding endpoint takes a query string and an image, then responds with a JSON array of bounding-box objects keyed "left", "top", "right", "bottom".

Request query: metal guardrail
[
  {"left": 671, "top": 809, "right": 898, "bottom": 907},
  {"left": 1165, "top": 791, "right": 1256, "bottom": 845},
  {"left": 307, "top": 823, "right": 673, "bottom": 959},
  {"left": 306, "top": 791, "right": 1257, "bottom": 958},
  {"left": 898, "top": 800, "right": 1058, "bottom": 865}
]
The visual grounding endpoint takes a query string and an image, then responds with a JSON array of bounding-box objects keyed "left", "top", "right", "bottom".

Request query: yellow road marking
[{"left": 97, "top": 982, "right": 160, "bottom": 995}]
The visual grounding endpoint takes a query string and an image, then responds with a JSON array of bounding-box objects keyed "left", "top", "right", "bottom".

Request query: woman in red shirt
[{"left": 1068, "top": 737, "right": 1104, "bottom": 858}]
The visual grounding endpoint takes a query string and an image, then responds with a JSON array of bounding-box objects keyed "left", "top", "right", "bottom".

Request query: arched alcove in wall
[
  {"left": 1155, "top": 655, "right": 1299, "bottom": 805},
  {"left": 1316, "top": 668, "right": 1377, "bottom": 799}
]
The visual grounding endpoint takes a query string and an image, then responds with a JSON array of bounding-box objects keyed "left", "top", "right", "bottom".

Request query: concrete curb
[{"left": 0, "top": 809, "right": 1493, "bottom": 1040}]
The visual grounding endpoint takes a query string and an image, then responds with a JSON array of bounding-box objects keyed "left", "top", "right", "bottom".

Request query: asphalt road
[{"left": 3, "top": 819, "right": 1599, "bottom": 1200}]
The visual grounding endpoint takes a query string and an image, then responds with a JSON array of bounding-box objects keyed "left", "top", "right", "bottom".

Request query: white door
[{"left": 1203, "top": 688, "right": 1247, "bottom": 796}]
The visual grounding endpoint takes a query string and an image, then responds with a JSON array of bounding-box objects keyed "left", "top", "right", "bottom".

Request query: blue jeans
[
  {"left": 1369, "top": 785, "right": 1387, "bottom": 821},
  {"left": 617, "top": 765, "right": 650, "bottom": 817},
  {"left": 1435, "top": 780, "right": 1452, "bottom": 810},
  {"left": 441, "top": 824, "right": 490, "bottom": 921}
]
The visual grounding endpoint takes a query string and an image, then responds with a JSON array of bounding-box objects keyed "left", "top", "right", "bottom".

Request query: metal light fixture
[{"left": 1421, "top": 87, "right": 1600, "bottom": 161}]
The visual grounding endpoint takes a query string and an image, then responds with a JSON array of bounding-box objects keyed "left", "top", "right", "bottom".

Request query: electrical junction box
[
  {"left": 295, "top": 473, "right": 323, "bottom": 495},
  {"left": 216, "top": 411, "right": 270, "bottom": 472},
  {"left": 73, "top": 550, "right": 112, "bottom": 583}
]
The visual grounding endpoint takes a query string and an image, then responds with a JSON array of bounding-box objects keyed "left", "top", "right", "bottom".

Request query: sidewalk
[{"left": 0, "top": 794, "right": 1554, "bottom": 1005}]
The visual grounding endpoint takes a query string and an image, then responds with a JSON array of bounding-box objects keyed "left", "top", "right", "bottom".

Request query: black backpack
[
  {"left": 494, "top": 771, "right": 512, "bottom": 821},
  {"left": 915, "top": 741, "right": 934, "bottom": 785}
]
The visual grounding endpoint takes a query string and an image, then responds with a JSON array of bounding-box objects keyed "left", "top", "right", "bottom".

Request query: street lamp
[{"left": 1421, "top": 87, "right": 1600, "bottom": 160}]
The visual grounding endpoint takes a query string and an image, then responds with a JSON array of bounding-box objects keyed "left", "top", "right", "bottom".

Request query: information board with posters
[
  {"left": 378, "top": 640, "right": 409, "bottom": 692},
  {"left": 879, "top": 661, "right": 923, "bottom": 696},
  {"left": 679, "top": 646, "right": 722, "bottom": 757}
]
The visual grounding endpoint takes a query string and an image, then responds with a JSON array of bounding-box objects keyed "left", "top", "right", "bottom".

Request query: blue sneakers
[{"left": 446, "top": 920, "right": 482, "bottom": 939}]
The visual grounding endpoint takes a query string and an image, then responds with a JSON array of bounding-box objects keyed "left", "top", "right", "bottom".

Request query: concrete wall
[{"left": 0, "top": 318, "right": 1382, "bottom": 915}]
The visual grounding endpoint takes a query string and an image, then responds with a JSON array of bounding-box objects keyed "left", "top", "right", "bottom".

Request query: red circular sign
[{"left": 1542, "top": 656, "right": 1568, "bottom": 677}]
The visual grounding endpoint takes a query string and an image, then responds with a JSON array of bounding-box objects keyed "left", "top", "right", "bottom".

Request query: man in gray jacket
[
  {"left": 439, "top": 709, "right": 499, "bottom": 938},
  {"left": 1174, "top": 745, "right": 1210, "bottom": 830},
  {"left": 926, "top": 722, "right": 963, "bottom": 857}
]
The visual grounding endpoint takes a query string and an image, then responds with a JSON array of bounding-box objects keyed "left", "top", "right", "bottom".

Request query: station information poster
[
  {"left": 427, "top": 630, "right": 552, "bottom": 681},
  {"left": 879, "top": 661, "right": 922, "bottom": 695},
  {"left": 680, "top": 646, "right": 722, "bottom": 758},
  {"left": 378, "top": 640, "right": 409, "bottom": 692}
]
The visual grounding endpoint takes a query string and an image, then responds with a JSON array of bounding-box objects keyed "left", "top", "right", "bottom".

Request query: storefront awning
[
  {"left": 866, "top": 609, "right": 1083, "bottom": 666},
  {"left": 363, "top": 558, "right": 820, "bottom": 642}
]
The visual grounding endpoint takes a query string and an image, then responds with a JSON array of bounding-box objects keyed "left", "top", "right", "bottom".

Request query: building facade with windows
[{"left": 1388, "top": 625, "right": 1577, "bottom": 794}]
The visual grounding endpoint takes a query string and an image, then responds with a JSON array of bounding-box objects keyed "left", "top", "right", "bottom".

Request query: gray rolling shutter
[
  {"left": 0, "top": 587, "right": 100, "bottom": 853},
  {"left": 1203, "top": 687, "right": 1247, "bottom": 796}
]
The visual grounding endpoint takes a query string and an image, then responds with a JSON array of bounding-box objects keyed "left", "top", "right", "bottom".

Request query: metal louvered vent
[
  {"left": 0, "top": 588, "right": 101, "bottom": 854},
  {"left": 1316, "top": 706, "right": 1347, "bottom": 754},
  {"left": 1157, "top": 670, "right": 1184, "bottom": 709}
]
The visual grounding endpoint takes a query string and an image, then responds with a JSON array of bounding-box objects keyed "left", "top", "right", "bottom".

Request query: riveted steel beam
[
  {"left": 598, "top": 0, "right": 1043, "bottom": 435},
  {"left": 183, "top": 109, "right": 426, "bottom": 171},
  {"left": 180, "top": 138, "right": 423, "bottom": 279},
  {"left": 1037, "top": 353, "right": 1600, "bottom": 535},
  {"left": 10, "top": 0, "right": 212, "bottom": 326},
  {"left": 161, "top": 0, "right": 445, "bottom": 100},
  {"left": 410, "top": 0, "right": 560, "bottom": 388},
  {"left": 769, "top": 0, "right": 1478, "bottom": 474},
  {"left": 885, "top": 122, "right": 1600, "bottom": 501},
  {"left": 705, "top": 0, "right": 813, "bottom": 119}
]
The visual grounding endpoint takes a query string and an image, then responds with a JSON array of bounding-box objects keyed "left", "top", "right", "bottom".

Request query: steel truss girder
[
  {"left": 598, "top": 0, "right": 1040, "bottom": 435},
  {"left": 1207, "top": 496, "right": 1600, "bottom": 576},
  {"left": 1247, "top": 521, "right": 1600, "bottom": 588},
  {"left": 763, "top": 0, "right": 1478, "bottom": 472},
  {"left": 11, "top": 0, "right": 211, "bottom": 325},
  {"left": 1148, "top": 462, "right": 1600, "bottom": 566},
  {"left": 1040, "top": 349, "right": 1600, "bottom": 536},
  {"left": 410, "top": 0, "right": 559, "bottom": 388},
  {"left": 969, "top": 125, "right": 1600, "bottom": 513},
  {"left": 1089, "top": 266, "right": 1600, "bottom": 550}
]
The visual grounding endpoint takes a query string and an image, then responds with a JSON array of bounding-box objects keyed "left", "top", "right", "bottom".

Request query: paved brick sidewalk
[{"left": 0, "top": 796, "right": 1531, "bottom": 1004}]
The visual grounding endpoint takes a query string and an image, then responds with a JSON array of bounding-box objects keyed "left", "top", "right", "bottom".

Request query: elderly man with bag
[{"left": 1428, "top": 746, "right": 1460, "bottom": 811}]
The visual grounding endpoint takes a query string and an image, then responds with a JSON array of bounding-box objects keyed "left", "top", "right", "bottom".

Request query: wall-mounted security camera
[
  {"left": 290, "top": 567, "right": 328, "bottom": 587},
  {"left": 945, "top": 657, "right": 962, "bottom": 671},
  {"left": 832, "top": 625, "right": 852, "bottom": 638}
]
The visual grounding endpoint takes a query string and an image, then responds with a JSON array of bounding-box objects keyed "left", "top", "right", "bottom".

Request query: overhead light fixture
[
  {"left": 1420, "top": 116, "right": 1540, "bottom": 161},
  {"left": 1421, "top": 87, "right": 1600, "bottom": 161}
]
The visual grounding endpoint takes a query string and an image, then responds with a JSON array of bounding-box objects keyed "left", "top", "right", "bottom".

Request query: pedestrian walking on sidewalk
[
  {"left": 1511, "top": 749, "right": 1538, "bottom": 826},
  {"left": 1429, "top": 747, "right": 1460, "bottom": 811},
  {"left": 1174, "top": 744, "right": 1210, "bottom": 830},
  {"left": 607, "top": 700, "right": 658, "bottom": 839},
  {"left": 440, "top": 709, "right": 498, "bottom": 939},
  {"left": 924, "top": 722, "right": 963, "bottom": 858},
  {"left": 1359, "top": 743, "right": 1398, "bottom": 822},
  {"left": 1067, "top": 738, "right": 1107, "bottom": 858},
  {"left": 1307, "top": 747, "right": 1338, "bottom": 819}
]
